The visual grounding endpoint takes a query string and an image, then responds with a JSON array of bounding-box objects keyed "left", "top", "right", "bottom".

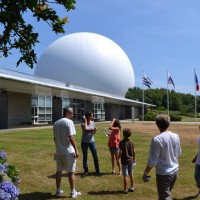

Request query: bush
[
  {"left": 139, "top": 110, "right": 182, "bottom": 122},
  {"left": 170, "top": 114, "right": 182, "bottom": 121},
  {"left": 0, "top": 151, "right": 20, "bottom": 200},
  {"left": 139, "top": 110, "right": 158, "bottom": 121}
]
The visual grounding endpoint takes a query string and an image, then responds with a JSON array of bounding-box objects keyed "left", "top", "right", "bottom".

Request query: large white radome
[{"left": 34, "top": 32, "right": 135, "bottom": 97}]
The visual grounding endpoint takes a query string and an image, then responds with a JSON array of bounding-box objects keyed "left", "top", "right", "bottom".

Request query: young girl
[{"left": 107, "top": 118, "right": 121, "bottom": 175}]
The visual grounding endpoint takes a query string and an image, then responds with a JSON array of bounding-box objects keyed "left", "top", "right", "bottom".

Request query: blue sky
[{"left": 1, "top": 0, "right": 200, "bottom": 95}]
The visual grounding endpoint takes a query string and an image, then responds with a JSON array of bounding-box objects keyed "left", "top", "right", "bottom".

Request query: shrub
[
  {"left": 0, "top": 151, "right": 20, "bottom": 200},
  {"left": 170, "top": 114, "right": 182, "bottom": 121}
]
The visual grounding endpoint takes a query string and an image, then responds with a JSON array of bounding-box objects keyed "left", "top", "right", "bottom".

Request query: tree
[
  {"left": 125, "top": 87, "right": 196, "bottom": 116},
  {"left": 125, "top": 87, "right": 143, "bottom": 102},
  {"left": 0, "top": 0, "right": 76, "bottom": 68}
]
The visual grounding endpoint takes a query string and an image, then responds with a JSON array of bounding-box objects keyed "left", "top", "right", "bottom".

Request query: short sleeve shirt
[
  {"left": 53, "top": 117, "right": 76, "bottom": 155},
  {"left": 108, "top": 129, "right": 120, "bottom": 148},
  {"left": 81, "top": 121, "right": 95, "bottom": 143},
  {"left": 119, "top": 139, "right": 134, "bottom": 165}
]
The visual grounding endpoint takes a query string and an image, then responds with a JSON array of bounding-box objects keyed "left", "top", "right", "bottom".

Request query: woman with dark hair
[
  {"left": 81, "top": 112, "right": 100, "bottom": 176},
  {"left": 107, "top": 118, "right": 121, "bottom": 175}
]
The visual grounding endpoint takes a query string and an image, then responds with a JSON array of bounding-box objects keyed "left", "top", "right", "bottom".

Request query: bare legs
[
  {"left": 68, "top": 172, "right": 75, "bottom": 191},
  {"left": 56, "top": 171, "right": 62, "bottom": 189},
  {"left": 123, "top": 174, "right": 134, "bottom": 191},
  {"left": 110, "top": 152, "right": 121, "bottom": 174},
  {"left": 56, "top": 171, "right": 75, "bottom": 191}
]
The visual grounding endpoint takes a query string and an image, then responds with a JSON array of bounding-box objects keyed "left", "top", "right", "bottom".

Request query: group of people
[{"left": 52, "top": 106, "right": 200, "bottom": 200}]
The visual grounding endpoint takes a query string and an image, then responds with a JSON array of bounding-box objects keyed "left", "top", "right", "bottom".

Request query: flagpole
[
  {"left": 142, "top": 73, "right": 153, "bottom": 122},
  {"left": 142, "top": 72, "right": 144, "bottom": 122},
  {"left": 167, "top": 70, "right": 169, "bottom": 115},
  {"left": 195, "top": 68, "right": 197, "bottom": 123}
]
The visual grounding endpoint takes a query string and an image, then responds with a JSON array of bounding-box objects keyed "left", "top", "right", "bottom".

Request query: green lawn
[{"left": 0, "top": 122, "right": 199, "bottom": 200}]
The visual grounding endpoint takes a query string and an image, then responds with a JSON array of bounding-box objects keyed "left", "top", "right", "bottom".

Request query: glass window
[
  {"left": 46, "top": 114, "right": 52, "bottom": 120},
  {"left": 46, "top": 107, "right": 52, "bottom": 114},
  {"left": 39, "top": 107, "right": 45, "bottom": 114},
  {"left": 62, "top": 97, "right": 70, "bottom": 107},
  {"left": 69, "top": 98, "right": 73, "bottom": 107},
  {"left": 38, "top": 96, "right": 45, "bottom": 106},
  {"left": 38, "top": 114, "right": 45, "bottom": 120},
  {"left": 32, "top": 95, "right": 38, "bottom": 106},
  {"left": 46, "top": 96, "right": 52, "bottom": 107}
]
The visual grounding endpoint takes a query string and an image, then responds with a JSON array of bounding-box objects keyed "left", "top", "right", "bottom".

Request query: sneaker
[
  {"left": 56, "top": 189, "right": 64, "bottom": 197},
  {"left": 196, "top": 190, "right": 200, "bottom": 197},
  {"left": 123, "top": 190, "right": 128, "bottom": 194},
  {"left": 84, "top": 172, "right": 88, "bottom": 176},
  {"left": 128, "top": 188, "right": 134, "bottom": 192},
  {"left": 96, "top": 172, "right": 102, "bottom": 176},
  {"left": 71, "top": 190, "right": 81, "bottom": 198}
]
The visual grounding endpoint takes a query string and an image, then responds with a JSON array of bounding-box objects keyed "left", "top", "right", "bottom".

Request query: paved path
[{"left": 0, "top": 120, "right": 200, "bottom": 133}]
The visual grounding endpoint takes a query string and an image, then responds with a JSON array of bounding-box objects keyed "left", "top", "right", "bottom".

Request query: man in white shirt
[
  {"left": 192, "top": 126, "right": 200, "bottom": 196},
  {"left": 53, "top": 106, "right": 81, "bottom": 198},
  {"left": 142, "top": 114, "right": 182, "bottom": 200}
]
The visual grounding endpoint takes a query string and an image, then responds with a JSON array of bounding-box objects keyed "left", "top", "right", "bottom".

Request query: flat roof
[{"left": 0, "top": 67, "right": 155, "bottom": 107}]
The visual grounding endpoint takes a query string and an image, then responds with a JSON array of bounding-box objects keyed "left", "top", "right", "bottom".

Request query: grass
[
  {"left": 0, "top": 121, "right": 200, "bottom": 200},
  {"left": 181, "top": 116, "right": 200, "bottom": 122}
]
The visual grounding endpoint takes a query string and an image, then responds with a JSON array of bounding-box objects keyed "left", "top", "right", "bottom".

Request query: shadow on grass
[
  {"left": 76, "top": 172, "right": 115, "bottom": 178},
  {"left": 19, "top": 192, "right": 70, "bottom": 200},
  {"left": 173, "top": 194, "right": 199, "bottom": 200},
  {"left": 48, "top": 174, "right": 69, "bottom": 179},
  {"left": 88, "top": 190, "right": 123, "bottom": 195},
  {"left": 47, "top": 172, "right": 109, "bottom": 180}
]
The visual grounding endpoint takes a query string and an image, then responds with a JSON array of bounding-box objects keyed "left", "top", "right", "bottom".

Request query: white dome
[{"left": 34, "top": 32, "right": 135, "bottom": 97}]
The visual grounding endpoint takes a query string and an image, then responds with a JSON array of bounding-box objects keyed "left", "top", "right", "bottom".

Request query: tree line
[{"left": 125, "top": 87, "right": 200, "bottom": 117}]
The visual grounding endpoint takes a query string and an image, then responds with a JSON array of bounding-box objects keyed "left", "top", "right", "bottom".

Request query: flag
[
  {"left": 168, "top": 73, "right": 175, "bottom": 88},
  {"left": 143, "top": 74, "right": 153, "bottom": 88},
  {"left": 195, "top": 72, "right": 199, "bottom": 91}
]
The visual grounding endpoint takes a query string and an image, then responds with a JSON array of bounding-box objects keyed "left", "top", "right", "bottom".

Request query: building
[{"left": 0, "top": 32, "right": 154, "bottom": 129}]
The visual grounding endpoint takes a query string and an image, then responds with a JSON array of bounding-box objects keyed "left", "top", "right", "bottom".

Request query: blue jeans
[
  {"left": 81, "top": 142, "right": 100, "bottom": 173},
  {"left": 195, "top": 164, "right": 200, "bottom": 188}
]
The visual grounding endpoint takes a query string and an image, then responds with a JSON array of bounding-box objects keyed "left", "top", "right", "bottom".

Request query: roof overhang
[{"left": 0, "top": 67, "right": 155, "bottom": 108}]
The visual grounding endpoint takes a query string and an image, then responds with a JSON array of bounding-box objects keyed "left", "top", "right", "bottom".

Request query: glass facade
[
  {"left": 31, "top": 95, "right": 52, "bottom": 124},
  {"left": 93, "top": 102, "right": 105, "bottom": 121},
  {"left": 62, "top": 98, "right": 105, "bottom": 122},
  {"left": 32, "top": 95, "right": 105, "bottom": 124},
  {"left": 62, "top": 97, "right": 85, "bottom": 122}
]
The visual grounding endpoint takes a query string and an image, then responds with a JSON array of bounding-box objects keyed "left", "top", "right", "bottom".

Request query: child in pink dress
[{"left": 107, "top": 118, "right": 121, "bottom": 175}]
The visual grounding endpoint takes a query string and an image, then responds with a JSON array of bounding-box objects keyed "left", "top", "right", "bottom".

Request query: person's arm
[
  {"left": 93, "top": 124, "right": 97, "bottom": 134},
  {"left": 142, "top": 137, "right": 159, "bottom": 182},
  {"left": 118, "top": 148, "right": 122, "bottom": 161},
  {"left": 69, "top": 135, "right": 79, "bottom": 158},
  {"left": 81, "top": 116, "right": 94, "bottom": 133},
  {"left": 109, "top": 118, "right": 119, "bottom": 130},
  {"left": 192, "top": 154, "right": 198, "bottom": 163},
  {"left": 142, "top": 165, "right": 153, "bottom": 182},
  {"left": 132, "top": 145, "right": 136, "bottom": 163}
]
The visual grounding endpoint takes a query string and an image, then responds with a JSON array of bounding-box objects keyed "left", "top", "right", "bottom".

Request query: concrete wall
[
  {"left": 52, "top": 96, "right": 62, "bottom": 124},
  {"left": 0, "top": 91, "right": 8, "bottom": 129},
  {"left": 124, "top": 106, "right": 132, "bottom": 119},
  {"left": 7, "top": 92, "right": 32, "bottom": 128},
  {"left": 105, "top": 103, "right": 121, "bottom": 121}
]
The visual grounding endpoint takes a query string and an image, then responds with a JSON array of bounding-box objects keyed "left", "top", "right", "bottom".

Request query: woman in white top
[{"left": 81, "top": 112, "right": 100, "bottom": 176}]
